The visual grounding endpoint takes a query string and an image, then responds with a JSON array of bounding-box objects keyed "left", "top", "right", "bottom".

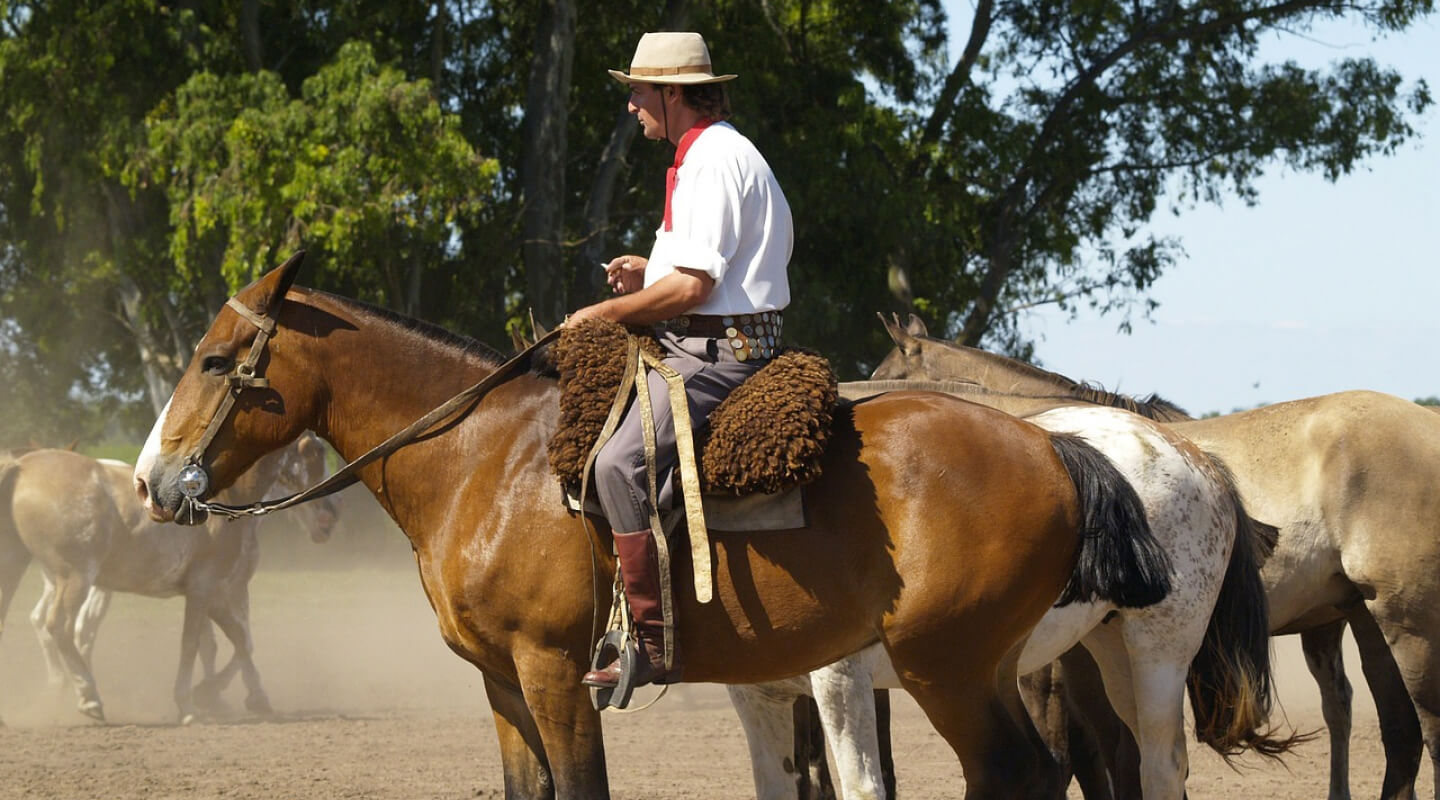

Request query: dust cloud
[{"left": 0, "top": 485, "right": 490, "bottom": 727}]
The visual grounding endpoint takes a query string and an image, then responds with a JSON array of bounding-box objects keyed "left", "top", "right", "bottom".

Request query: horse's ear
[
  {"left": 256, "top": 250, "right": 306, "bottom": 314},
  {"left": 529, "top": 309, "right": 549, "bottom": 340},
  {"left": 509, "top": 328, "right": 530, "bottom": 352},
  {"left": 904, "top": 313, "right": 929, "bottom": 338},
  {"left": 878, "top": 312, "right": 921, "bottom": 355}
]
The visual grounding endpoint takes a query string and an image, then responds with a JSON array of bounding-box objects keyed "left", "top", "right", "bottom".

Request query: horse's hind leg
[
  {"left": 1366, "top": 595, "right": 1440, "bottom": 800},
  {"left": 1345, "top": 604, "right": 1422, "bottom": 800},
  {"left": 74, "top": 586, "right": 110, "bottom": 666},
  {"left": 30, "top": 574, "right": 65, "bottom": 687},
  {"left": 45, "top": 572, "right": 104, "bottom": 720},
  {"left": 206, "top": 586, "right": 271, "bottom": 716},
  {"left": 900, "top": 649, "right": 1061, "bottom": 799},
  {"left": 1301, "top": 619, "right": 1355, "bottom": 800}
]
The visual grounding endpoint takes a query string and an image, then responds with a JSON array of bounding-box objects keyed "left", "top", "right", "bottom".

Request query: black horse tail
[
  {"left": 1048, "top": 433, "right": 1171, "bottom": 608},
  {"left": 1188, "top": 455, "right": 1309, "bottom": 760}
]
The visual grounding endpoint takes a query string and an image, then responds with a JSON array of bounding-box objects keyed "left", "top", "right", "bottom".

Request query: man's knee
[{"left": 594, "top": 441, "right": 644, "bottom": 496}]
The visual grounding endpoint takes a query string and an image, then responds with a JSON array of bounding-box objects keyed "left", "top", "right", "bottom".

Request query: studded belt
[{"left": 660, "top": 311, "right": 783, "bottom": 362}]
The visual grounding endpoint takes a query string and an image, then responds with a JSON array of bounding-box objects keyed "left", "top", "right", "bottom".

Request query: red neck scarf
[{"left": 664, "top": 118, "right": 714, "bottom": 231}]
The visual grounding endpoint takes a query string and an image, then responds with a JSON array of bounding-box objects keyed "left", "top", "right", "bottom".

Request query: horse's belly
[{"left": 1262, "top": 518, "right": 1351, "bottom": 630}]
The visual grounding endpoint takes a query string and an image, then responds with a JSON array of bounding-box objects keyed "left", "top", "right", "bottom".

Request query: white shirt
[{"left": 643, "top": 122, "right": 792, "bottom": 315}]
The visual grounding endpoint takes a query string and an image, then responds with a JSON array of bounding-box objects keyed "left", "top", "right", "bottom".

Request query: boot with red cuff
[{"left": 582, "top": 529, "right": 683, "bottom": 689}]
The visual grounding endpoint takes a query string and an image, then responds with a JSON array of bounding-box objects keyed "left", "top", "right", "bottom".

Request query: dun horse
[
  {"left": 728, "top": 399, "right": 1289, "bottom": 800},
  {"left": 134, "top": 254, "right": 1170, "bottom": 798},
  {"left": 0, "top": 434, "right": 336, "bottom": 723},
  {"left": 873, "top": 314, "right": 1440, "bottom": 800}
]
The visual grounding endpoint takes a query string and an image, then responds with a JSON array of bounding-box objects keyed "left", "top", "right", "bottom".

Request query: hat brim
[{"left": 608, "top": 69, "right": 738, "bottom": 85}]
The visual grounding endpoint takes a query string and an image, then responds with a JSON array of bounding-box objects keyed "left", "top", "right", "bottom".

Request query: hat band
[{"left": 630, "top": 64, "right": 713, "bottom": 77}]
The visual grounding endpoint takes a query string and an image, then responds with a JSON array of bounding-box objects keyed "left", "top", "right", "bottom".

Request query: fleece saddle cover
[{"left": 547, "top": 318, "right": 838, "bottom": 525}]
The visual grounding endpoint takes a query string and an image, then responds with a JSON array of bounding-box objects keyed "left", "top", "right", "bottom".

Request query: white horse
[
  {"left": 0, "top": 433, "right": 337, "bottom": 724},
  {"left": 728, "top": 403, "right": 1284, "bottom": 800}
]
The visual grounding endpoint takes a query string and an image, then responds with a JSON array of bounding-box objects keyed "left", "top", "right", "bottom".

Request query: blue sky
[{"left": 941, "top": 6, "right": 1439, "bottom": 415}]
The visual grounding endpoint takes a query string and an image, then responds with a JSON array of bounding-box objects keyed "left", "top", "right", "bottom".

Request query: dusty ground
[{"left": 0, "top": 517, "right": 1431, "bottom": 800}]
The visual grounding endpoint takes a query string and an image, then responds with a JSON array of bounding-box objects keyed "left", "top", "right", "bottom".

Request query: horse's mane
[
  {"left": 917, "top": 335, "right": 1192, "bottom": 422},
  {"left": 1069, "top": 382, "right": 1193, "bottom": 422},
  {"left": 299, "top": 288, "right": 510, "bottom": 366}
]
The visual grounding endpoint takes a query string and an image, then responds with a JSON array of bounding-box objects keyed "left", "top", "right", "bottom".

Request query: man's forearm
[{"left": 581, "top": 269, "right": 714, "bottom": 325}]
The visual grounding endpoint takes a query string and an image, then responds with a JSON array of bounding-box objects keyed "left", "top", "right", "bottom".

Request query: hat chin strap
[{"left": 661, "top": 87, "right": 671, "bottom": 142}]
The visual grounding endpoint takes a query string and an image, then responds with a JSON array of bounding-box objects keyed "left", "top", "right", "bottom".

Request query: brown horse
[
  {"left": 873, "top": 314, "right": 1440, "bottom": 800},
  {"left": 132, "top": 254, "right": 1171, "bottom": 799}
]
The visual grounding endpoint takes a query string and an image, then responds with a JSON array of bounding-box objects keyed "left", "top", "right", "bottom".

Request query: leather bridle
[{"left": 174, "top": 292, "right": 560, "bottom": 523}]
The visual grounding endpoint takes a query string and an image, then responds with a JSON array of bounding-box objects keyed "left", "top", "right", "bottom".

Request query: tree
[
  {"left": 0, "top": 0, "right": 1431, "bottom": 446},
  {"left": 132, "top": 41, "right": 497, "bottom": 320}
]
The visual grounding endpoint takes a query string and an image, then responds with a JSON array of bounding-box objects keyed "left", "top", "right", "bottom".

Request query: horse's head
[
  {"left": 871, "top": 312, "right": 937, "bottom": 380},
  {"left": 135, "top": 251, "right": 318, "bottom": 524}
]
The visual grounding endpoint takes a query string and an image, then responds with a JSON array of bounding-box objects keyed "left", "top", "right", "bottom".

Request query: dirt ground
[{"left": 1, "top": 513, "right": 1432, "bottom": 800}]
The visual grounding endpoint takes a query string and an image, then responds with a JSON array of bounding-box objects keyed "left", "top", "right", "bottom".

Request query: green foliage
[
  {"left": 134, "top": 42, "right": 498, "bottom": 309},
  {"left": 0, "top": 0, "right": 1432, "bottom": 445}
]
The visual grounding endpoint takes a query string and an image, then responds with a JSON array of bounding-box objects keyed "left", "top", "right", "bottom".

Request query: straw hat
[{"left": 608, "top": 32, "right": 737, "bottom": 85}]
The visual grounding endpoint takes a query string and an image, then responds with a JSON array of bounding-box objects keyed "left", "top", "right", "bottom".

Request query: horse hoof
[
  {"left": 79, "top": 701, "right": 105, "bottom": 722},
  {"left": 179, "top": 712, "right": 197, "bottom": 726},
  {"left": 245, "top": 695, "right": 274, "bottom": 716}
]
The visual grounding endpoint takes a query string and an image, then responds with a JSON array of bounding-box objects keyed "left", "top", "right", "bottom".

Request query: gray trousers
[{"left": 594, "top": 331, "right": 763, "bottom": 533}]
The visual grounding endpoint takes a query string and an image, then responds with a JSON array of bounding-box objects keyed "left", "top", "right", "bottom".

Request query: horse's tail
[
  {"left": 0, "top": 458, "right": 31, "bottom": 638},
  {"left": 1048, "top": 433, "right": 1171, "bottom": 608},
  {"left": 1187, "top": 455, "right": 1308, "bottom": 760}
]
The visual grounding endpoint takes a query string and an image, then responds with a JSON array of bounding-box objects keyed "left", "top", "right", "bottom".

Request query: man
[{"left": 569, "top": 31, "right": 792, "bottom": 690}]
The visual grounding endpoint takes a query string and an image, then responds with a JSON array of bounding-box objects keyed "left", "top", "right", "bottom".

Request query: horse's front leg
[
  {"left": 484, "top": 673, "right": 556, "bottom": 800},
  {"left": 513, "top": 654, "right": 610, "bottom": 800},
  {"left": 1301, "top": 619, "right": 1354, "bottom": 800},
  {"left": 727, "top": 678, "right": 810, "bottom": 800},
  {"left": 810, "top": 648, "right": 888, "bottom": 800}
]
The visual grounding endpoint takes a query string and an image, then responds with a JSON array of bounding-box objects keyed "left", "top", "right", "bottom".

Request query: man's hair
[{"left": 679, "top": 83, "right": 732, "bottom": 120}]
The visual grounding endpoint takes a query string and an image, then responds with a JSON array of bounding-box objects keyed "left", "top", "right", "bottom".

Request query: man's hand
[
  {"left": 604, "top": 255, "right": 647, "bottom": 294},
  {"left": 565, "top": 303, "right": 607, "bottom": 326}
]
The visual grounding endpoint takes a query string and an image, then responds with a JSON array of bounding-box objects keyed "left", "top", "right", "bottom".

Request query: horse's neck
[
  {"left": 938, "top": 344, "right": 1079, "bottom": 396},
  {"left": 303, "top": 308, "right": 555, "bottom": 542}
]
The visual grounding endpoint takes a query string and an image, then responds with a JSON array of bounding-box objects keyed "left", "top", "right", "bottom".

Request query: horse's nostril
[{"left": 134, "top": 476, "right": 150, "bottom": 505}]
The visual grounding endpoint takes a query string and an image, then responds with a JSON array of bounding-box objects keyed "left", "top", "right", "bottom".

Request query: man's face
[{"left": 627, "top": 83, "right": 669, "bottom": 140}]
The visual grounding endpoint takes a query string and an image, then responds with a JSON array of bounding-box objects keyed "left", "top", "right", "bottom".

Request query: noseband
[{"left": 175, "top": 292, "right": 560, "bottom": 522}]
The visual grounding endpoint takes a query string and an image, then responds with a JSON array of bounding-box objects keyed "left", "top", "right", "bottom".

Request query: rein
[{"left": 179, "top": 293, "right": 561, "bottom": 520}]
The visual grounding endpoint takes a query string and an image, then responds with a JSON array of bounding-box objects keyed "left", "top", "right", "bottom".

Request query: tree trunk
[
  {"left": 241, "top": 0, "right": 263, "bottom": 72},
  {"left": 571, "top": 108, "right": 638, "bottom": 305},
  {"left": 569, "top": 0, "right": 691, "bottom": 306},
  {"left": 519, "top": 0, "right": 576, "bottom": 326},
  {"left": 116, "top": 277, "right": 186, "bottom": 415}
]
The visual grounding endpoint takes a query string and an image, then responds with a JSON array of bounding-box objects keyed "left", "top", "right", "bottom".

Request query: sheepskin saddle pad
[{"left": 547, "top": 318, "right": 839, "bottom": 498}]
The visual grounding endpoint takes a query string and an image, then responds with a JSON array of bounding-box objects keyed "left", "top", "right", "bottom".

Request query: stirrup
[{"left": 589, "top": 629, "right": 640, "bottom": 710}]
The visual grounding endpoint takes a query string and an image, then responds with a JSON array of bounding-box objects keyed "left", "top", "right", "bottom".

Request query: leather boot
[{"left": 582, "top": 529, "right": 683, "bottom": 689}]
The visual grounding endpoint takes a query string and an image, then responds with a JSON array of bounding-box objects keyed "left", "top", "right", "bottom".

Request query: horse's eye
[{"left": 201, "top": 355, "right": 233, "bottom": 376}]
